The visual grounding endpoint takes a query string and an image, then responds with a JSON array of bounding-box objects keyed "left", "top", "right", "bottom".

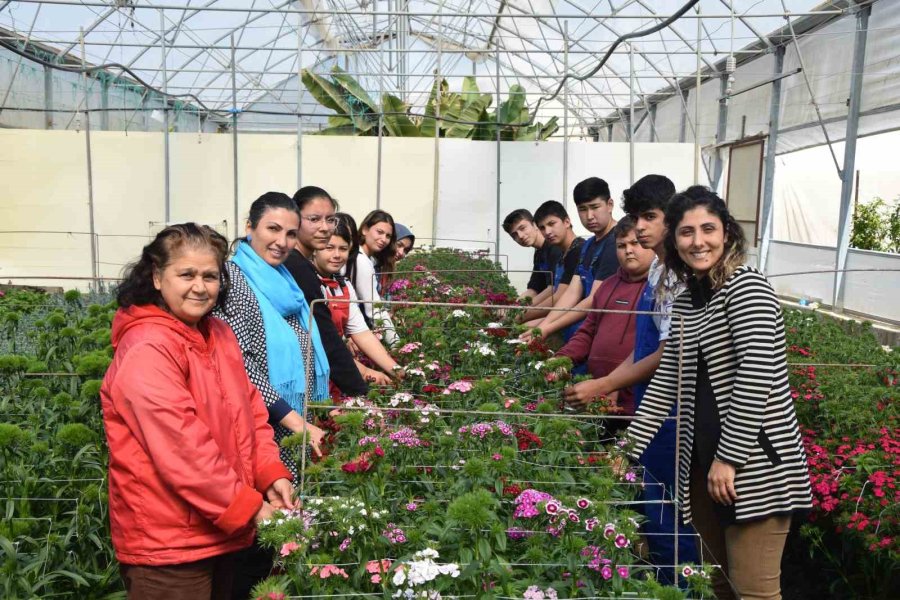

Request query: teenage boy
[
  {"left": 518, "top": 201, "right": 584, "bottom": 325},
  {"left": 502, "top": 209, "right": 562, "bottom": 302},
  {"left": 575, "top": 174, "right": 699, "bottom": 584},
  {"left": 558, "top": 216, "right": 655, "bottom": 425},
  {"left": 522, "top": 177, "right": 619, "bottom": 341}
]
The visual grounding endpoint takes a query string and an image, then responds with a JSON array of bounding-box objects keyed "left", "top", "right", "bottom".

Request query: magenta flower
[
  {"left": 405, "top": 502, "right": 417, "bottom": 511},
  {"left": 682, "top": 565, "right": 695, "bottom": 577},
  {"left": 600, "top": 565, "right": 613, "bottom": 580},
  {"left": 624, "top": 470, "right": 637, "bottom": 482},
  {"left": 617, "top": 566, "right": 629, "bottom": 578},
  {"left": 339, "top": 537, "right": 351, "bottom": 552},
  {"left": 585, "top": 517, "right": 599, "bottom": 532},
  {"left": 567, "top": 511, "right": 580, "bottom": 523},
  {"left": 545, "top": 500, "right": 561, "bottom": 515},
  {"left": 614, "top": 534, "right": 630, "bottom": 548},
  {"left": 576, "top": 498, "right": 591, "bottom": 509},
  {"left": 603, "top": 523, "right": 616, "bottom": 539},
  {"left": 492, "top": 453, "right": 502, "bottom": 461}
]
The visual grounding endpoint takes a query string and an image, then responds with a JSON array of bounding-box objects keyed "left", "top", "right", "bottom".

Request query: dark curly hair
[
  {"left": 117, "top": 223, "right": 230, "bottom": 311},
  {"left": 663, "top": 186, "right": 746, "bottom": 289}
]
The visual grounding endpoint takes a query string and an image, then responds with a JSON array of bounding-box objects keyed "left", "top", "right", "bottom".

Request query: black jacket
[{"left": 283, "top": 250, "right": 369, "bottom": 397}]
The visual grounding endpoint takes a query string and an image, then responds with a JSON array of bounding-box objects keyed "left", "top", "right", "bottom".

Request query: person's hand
[
  {"left": 707, "top": 459, "right": 738, "bottom": 505},
  {"left": 391, "top": 366, "right": 406, "bottom": 381},
  {"left": 254, "top": 501, "right": 277, "bottom": 524},
  {"left": 563, "top": 379, "right": 608, "bottom": 410},
  {"left": 265, "top": 478, "right": 296, "bottom": 510},
  {"left": 365, "top": 369, "right": 392, "bottom": 386},
  {"left": 346, "top": 338, "right": 361, "bottom": 356},
  {"left": 293, "top": 421, "right": 326, "bottom": 457}
]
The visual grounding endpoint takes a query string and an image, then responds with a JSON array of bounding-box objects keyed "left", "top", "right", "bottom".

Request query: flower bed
[
  {"left": 254, "top": 250, "right": 707, "bottom": 598},
  {"left": 782, "top": 310, "right": 899, "bottom": 598}
]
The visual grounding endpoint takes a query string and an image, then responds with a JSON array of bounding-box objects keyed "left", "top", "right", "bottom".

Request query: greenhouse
[{"left": 0, "top": 0, "right": 898, "bottom": 598}]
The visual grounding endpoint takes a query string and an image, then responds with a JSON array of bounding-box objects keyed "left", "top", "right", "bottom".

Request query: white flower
[
  {"left": 392, "top": 568, "right": 407, "bottom": 586},
  {"left": 451, "top": 309, "right": 469, "bottom": 318},
  {"left": 486, "top": 322, "right": 503, "bottom": 329},
  {"left": 505, "top": 338, "right": 526, "bottom": 345},
  {"left": 533, "top": 361, "right": 544, "bottom": 370}
]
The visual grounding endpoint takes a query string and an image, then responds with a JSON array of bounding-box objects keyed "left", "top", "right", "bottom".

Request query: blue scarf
[{"left": 232, "top": 241, "right": 330, "bottom": 412}]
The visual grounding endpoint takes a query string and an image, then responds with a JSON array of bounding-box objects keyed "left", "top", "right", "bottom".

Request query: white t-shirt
[
  {"left": 353, "top": 252, "right": 399, "bottom": 346},
  {"left": 648, "top": 256, "right": 687, "bottom": 342}
]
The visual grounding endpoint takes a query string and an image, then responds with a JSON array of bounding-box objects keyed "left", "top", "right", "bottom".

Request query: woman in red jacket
[{"left": 100, "top": 223, "right": 295, "bottom": 600}]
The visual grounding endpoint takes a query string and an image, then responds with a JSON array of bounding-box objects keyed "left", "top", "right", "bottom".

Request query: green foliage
[
  {"left": 56, "top": 423, "right": 96, "bottom": 447},
  {"left": 850, "top": 196, "right": 900, "bottom": 252},
  {"left": 302, "top": 68, "right": 558, "bottom": 140}
]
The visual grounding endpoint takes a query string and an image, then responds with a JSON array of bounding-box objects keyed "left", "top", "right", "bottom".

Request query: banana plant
[{"left": 301, "top": 67, "right": 558, "bottom": 141}]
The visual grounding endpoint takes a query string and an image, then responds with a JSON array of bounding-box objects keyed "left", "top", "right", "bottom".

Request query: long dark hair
[
  {"left": 663, "top": 186, "right": 747, "bottom": 289},
  {"left": 117, "top": 223, "right": 230, "bottom": 311},
  {"left": 334, "top": 212, "right": 360, "bottom": 283},
  {"left": 358, "top": 209, "right": 396, "bottom": 267}
]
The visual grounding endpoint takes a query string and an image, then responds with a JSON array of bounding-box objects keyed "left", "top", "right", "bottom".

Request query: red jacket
[
  {"left": 100, "top": 305, "right": 291, "bottom": 565},
  {"left": 557, "top": 268, "right": 647, "bottom": 415}
]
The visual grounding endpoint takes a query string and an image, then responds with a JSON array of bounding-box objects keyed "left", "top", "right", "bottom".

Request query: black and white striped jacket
[{"left": 626, "top": 265, "right": 812, "bottom": 523}]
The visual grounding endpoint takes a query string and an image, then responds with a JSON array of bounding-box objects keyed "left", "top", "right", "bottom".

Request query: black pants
[{"left": 230, "top": 538, "right": 274, "bottom": 600}]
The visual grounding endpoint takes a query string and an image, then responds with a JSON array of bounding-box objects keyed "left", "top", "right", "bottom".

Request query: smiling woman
[
  {"left": 101, "top": 223, "right": 294, "bottom": 599},
  {"left": 626, "top": 187, "right": 812, "bottom": 600}
]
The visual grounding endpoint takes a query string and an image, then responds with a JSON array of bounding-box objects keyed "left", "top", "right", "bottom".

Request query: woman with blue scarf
[
  {"left": 217, "top": 192, "right": 331, "bottom": 478},
  {"left": 216, "top": 192, "right": 331, "bottom": 597}
]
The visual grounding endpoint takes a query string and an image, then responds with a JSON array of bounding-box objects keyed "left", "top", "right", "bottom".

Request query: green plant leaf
[{"left": 381, "top": 94, "right": 422, "bottom": 137}]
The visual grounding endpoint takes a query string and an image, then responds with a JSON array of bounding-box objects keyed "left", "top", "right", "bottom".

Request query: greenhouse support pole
[
  {"left": 678, "top": 89, "right": 688, "bottom": 143},
  {"left": 495, "top": 44, "right": 501, "bottom": 263},
  {"left": 376, "top": 6, "right": 384, "bottom": 210},
  {"left": 43, "top": 65, "right": 53, "bottom": 129},
  {"left": 833, "top": 3, "right": 871, "bottom": 311},
  {"left": 100, "top": 78, "right": 109, "bottom": 130},
  {"left": 296, "top": 9, "right": 303, "bottom": 189},
  {"left": 231, "top": 34, "right": 239, "bottom": 240},
  {"left": 649, "top": 103, "right": 657, "bottom": 142},
  {"left": 693, "top": 5, "right": 702, "bottom": 185},
  {"left": 563, "top": 23, "right": 569, "bottom": 207},
  {"left": 712, "top": 75, "right": 728, "bottom": 190},
  {"left": 160, "top": 9, "right": 171, "bottom": 222},
  {"left": 629, "top": 42, "right": 635, "bottom": 185},
  {"left": 759, "top": 45, "right": 785, "bottom": 274},
  {"left": 80, "top": 29, "right": 98, "bottom": 285},
  {"left": 431, "top": 2, "right": 443, "bottom": 247}
]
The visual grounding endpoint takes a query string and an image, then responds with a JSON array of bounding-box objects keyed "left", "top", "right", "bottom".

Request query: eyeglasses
[{"left": 300, "top": 214, "right": 340, "bottom": 228}]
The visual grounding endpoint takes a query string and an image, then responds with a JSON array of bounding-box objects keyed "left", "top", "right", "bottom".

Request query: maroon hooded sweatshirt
[{"left": 557, "top": 267, "right": 648, "bottom": 415}]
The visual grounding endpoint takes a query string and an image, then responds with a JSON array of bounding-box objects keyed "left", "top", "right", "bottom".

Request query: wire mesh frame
[{"left": 302, "top": 297, "right": 688, "bottom": 585}]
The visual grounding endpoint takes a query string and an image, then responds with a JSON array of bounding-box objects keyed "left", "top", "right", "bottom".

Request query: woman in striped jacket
[{"left": 625, "top": 186, "right": 811, "bottom": 600}]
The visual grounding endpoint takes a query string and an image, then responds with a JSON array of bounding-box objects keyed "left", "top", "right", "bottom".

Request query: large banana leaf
[
  {"left": 301, "top": 69, "right": 343, "bottom": 113},
  {"left": 421, "top": 78, "right": 449, "bottom": 137},
  {"left": 498, "top": 84, "right": 527, "bottom": 125},
  {"left": 330, "top": 66, "right": 379, "bottom": 114},
  {"left": 461, "top": 76, "right": 480, "bottom": 102},
  {"left": 381, "top": 94, "right": 422, "bottom": 137},
  {"left": 301, "top": 69, "right": 375, "bottom": 133},
  {"left": 444, "top": 93, "right": 493, "bottom": 139}
]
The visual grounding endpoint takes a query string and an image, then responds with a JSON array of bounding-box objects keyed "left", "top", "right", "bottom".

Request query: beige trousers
[{"left": 690, "top": 468, "right": 791, "bottom": 600}]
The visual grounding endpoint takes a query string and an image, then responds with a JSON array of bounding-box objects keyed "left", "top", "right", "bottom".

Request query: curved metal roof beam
[{"left": 408, "top": 13, "right": 611, "bottom": 118}]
